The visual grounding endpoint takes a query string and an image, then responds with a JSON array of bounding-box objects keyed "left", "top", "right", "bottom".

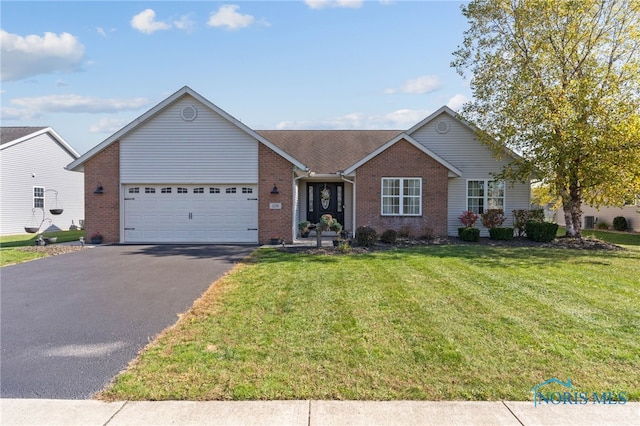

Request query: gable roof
[
  {"left": 0, "top": 127, "right": 47, "bottom": 145},
  {"left": 406, "top": 105, "right": 470, "bottom": 136},
  {"left": 0, "top": 126, "right": 80, "bottom": 159},
  {"left": 343, "top": 133, "right": 462, "bottom": 177},
  {"left": 257, "top": 130, "right": 402, "bottom": 175},
  {"left": 407, "top": 105, "right": 523, "bottom": 161},
  {"left": 66, "top": 86, "right": 307, "bottom": 172}
]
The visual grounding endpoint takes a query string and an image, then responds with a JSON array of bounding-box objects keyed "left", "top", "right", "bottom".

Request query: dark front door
[{"left": 307, "top": 183, "right": 344, "bottom": 226}]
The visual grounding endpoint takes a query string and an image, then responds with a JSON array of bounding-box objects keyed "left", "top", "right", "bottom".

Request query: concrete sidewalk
[{"left": 1, "top": 399, "right": 638, "bottom": 425}]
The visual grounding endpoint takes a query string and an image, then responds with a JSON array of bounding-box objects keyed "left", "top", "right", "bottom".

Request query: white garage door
[{"left": 123, "top": 185, "right": 258, "bottom": 243}]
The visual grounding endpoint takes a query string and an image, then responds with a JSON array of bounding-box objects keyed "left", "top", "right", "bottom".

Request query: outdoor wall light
[
  {"left": 94, "top": 184, "right": 104, "bottom": 194},
  {"left": 271, "top": 184, "right": 279, "bottom": 194}
]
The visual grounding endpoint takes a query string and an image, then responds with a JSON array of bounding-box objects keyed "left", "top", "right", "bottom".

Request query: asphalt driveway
[{"left": 0, "top": 244, "right": 255, "bottom": 399}]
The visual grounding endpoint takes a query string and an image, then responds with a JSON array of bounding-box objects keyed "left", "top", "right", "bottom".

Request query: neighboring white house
[
  {"left": 1, "top": 127, "right": 84, "bottom": 236},
  {"left": 555, "top": 203, "right": 640, "bottom": 232}
]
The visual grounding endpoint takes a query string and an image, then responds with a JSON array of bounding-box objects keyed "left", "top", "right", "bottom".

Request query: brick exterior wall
[
  {"left": 84, "top": 142, "right": 120, "bottom": 244},
  {"left": 258, "top": 144, "right": 294, "bottom": 244},
  {"left": 355, "top": 139, "right": 449, "bottom": 237}
]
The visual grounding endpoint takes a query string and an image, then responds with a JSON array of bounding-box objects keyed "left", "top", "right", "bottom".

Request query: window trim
[
  {"left": 381, "top": 177, "right": 422, "bottom": 216},
  {"left": 466, "top": 179, "right": 505, "bottom": 215},
  {"left": 33, "top": 186, "right": 45, "bottom": 208}
]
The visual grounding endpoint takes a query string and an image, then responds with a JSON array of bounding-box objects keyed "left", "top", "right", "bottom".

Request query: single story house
[
  {"left": 1, "top": 127, "right": 84, "bottom": 236},
  {"left": 67, "top": 86, "right": 531, "bottom": 244}
]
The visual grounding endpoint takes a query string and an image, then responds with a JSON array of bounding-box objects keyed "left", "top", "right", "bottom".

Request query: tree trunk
[{"left": 562, "top": 182, "right": 582, "bottom": 238}]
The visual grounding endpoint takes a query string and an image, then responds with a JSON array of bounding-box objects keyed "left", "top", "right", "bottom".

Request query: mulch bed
[
  {"left": 279, "top": 236, "right": 624, "bottom": 255},
  {"left": 15, "top": 236, "right": 623, "bottom": 258},
  {"left": 17, "top": 245, "right": 89, "bottom": 256}
]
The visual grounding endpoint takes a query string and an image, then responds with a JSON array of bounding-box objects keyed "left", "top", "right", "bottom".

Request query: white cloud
[
  {"left": 131, "top": 9, "right": 171, "bottom": 34},
  {"left": 305, "top": 0, "right": 363, "bottom": 9},
  {"left": 0, "top": 30, "right": 85, "bottom": 82},
  {"left": 276, "top": 108, "right": 430, "bottom": 130},
  {"left": 96, "top": 27, "right": 116, "bottom": 37},
  {"left": 2, "top": 94, "right": 149, "bottom": 120},
  {"left": 208, "top": 5, "right": 264, "bottom": 30},
  {"left": 385, "top": 75, "right": 442, "bottom": 95},
  {"left": 174, "top": 14, "right": 197, "bottom": 32},
  {"left": 89, "top": 117, "right": 130, "bottom": 134},
  {"left": 446, "top": 94, "right": 469, "bottom": 111}
]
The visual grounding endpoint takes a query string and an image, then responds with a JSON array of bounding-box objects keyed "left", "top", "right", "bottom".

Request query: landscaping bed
[
  {"left": 17, "top": 245, "right": 88, "bottom": 256},
  {"left": 280, "top": 235, "right": 623, "bottom": 255}
]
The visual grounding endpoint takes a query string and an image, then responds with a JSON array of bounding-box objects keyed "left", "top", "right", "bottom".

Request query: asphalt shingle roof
[
  {"left": 256, "top": 130, "right": 403, "bottom": 174},
  {"left": 0, "top": 127, "right": 47, "bottom": 145}
]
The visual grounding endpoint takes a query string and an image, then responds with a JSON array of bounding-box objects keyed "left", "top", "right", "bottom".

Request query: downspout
[{"left": 340, "top": 174, "right": 356, "bottom": 238}]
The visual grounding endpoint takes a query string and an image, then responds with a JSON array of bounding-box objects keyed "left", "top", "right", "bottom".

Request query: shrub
[
  {"left": 596, "top": 221, "right": 609, "bottom": 230},
  {"left": 380, "top": 229, "right": 397, "bottom": 244},
  {"left": 525, "top": 222, "right": 558, "bottom": 242},
  {"left": 459, "top": 210, "right": 479, "bottom": 228},
  {"left": 355, "top": 226, "right": 378, "bottom": 247},
  {"left": 613, "top": 216, "right": 628, "bottom": 231},
  {"left": 458, "top": 227, "right": 480, "bottom": 242},
  {"left": 489, "top": 227, "right": 514, "bottom": 240},
  {"left": 513, "top": 209, "right": 545, "bottom": 236},
  {"left": 418, "top": 225, "right": 434, "bottom": 240},
  {"left": 481, "top": 209, "right": 506, "bottom": 228},
  {"left": 335, "top": 241, "right": 351, "bottom": 253},
  {"left": 397, "top": 225, "right": 413, "bottom": 239}
]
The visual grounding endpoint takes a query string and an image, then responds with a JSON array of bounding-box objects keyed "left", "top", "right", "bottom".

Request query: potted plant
[
  {"left": 314, "top": 214, "right": 341, "bottom": 248},
  {"left": 298, "top": 220, "right": 311, "bottom": 238},
  {"left": 90, "top": 231, "right": 103, "bottom": 244},
  {"left": 270, "top": 236, "right": 282, "bottom": 245},
  {"left": 330, "top": 221, "right": 343, "bottom": 246}
]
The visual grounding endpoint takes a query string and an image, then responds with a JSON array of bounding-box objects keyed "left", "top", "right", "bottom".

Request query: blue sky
[{"left": 1, "top": 1, "right": 471, "bottom": 155}]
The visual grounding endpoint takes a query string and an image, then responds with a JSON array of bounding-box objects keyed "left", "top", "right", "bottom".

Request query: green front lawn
[
  {"left": 100, "top": 244, "right": 640, "bottom": 401},
  {"left": 0, "top": 230, "right": 84, "bottom": 266}
]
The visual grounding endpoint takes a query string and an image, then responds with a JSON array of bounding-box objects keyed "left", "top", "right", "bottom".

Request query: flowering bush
[
  {"left": 459, "top": 210, "right": 478, "bottom": 228},
  {"left": 481, "top": 209, "right": 506, "bottom": 228}
]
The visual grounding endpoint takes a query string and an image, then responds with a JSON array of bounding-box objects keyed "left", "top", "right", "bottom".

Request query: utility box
[{"left": 584, "top": 216, "right": 595, "bottom": 229}]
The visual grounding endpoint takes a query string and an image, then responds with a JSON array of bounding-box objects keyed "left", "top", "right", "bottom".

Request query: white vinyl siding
[
  {"left": 120, "top": 95, "right": 258, "bottom": 184},
  {"left": 381, "top": 178, "right": 421, "bottom": 216},
  {"left": 1, "top": 131, "right": 84, "bottom": 235},
  {"left": 410, "top": 112, "right": 531, "bottom": 236}
]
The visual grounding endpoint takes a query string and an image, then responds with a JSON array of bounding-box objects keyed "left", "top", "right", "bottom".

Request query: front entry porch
[{"left": 306, "top": 182, "right": 345, "bottom": 225}]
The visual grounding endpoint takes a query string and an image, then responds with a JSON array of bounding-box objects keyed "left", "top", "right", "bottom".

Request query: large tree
[{"left": 452, "top": 0, "right": 640, "bottom": 237}]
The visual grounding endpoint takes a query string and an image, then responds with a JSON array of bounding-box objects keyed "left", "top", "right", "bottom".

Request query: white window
[
  {"left": 128, "top": 187, "right": 139, "bottom": 194},
  {"left": 242, "top": 187, "right": 253, "bottom": 194},
  {"left": 210, "top": 187, "right": 220, "bottom": 194},
  {"left": 381, "top": 178, "right": 421, "bottom": 216},
  {"left": 145, "top": 187, "right": 156, "bottom": 194},
  {"left": 193, "top": 187, "right": 204, "bottom": 194},
  {"left": 161, "top": 187, "right": 172, "bottom": 194},
  {"left": 226, "top": 187, "right": 237, "bottom": 194},
  {"left": 177, "top": 187, "right": 188, "bottom": 194},
  {"left": 467, "top": 180, "right": 504, "bottom": 214},
  {"left": 33, "top": 186, "right": 45, "bottom": 208}
]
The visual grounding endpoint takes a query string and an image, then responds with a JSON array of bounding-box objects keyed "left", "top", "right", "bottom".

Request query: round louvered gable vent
[
  {"left": 435, "top": 120, "right": 450, "bottom": 134},
  {"left": 181, "top": 106, "right": 197, "bottom": 121}
]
